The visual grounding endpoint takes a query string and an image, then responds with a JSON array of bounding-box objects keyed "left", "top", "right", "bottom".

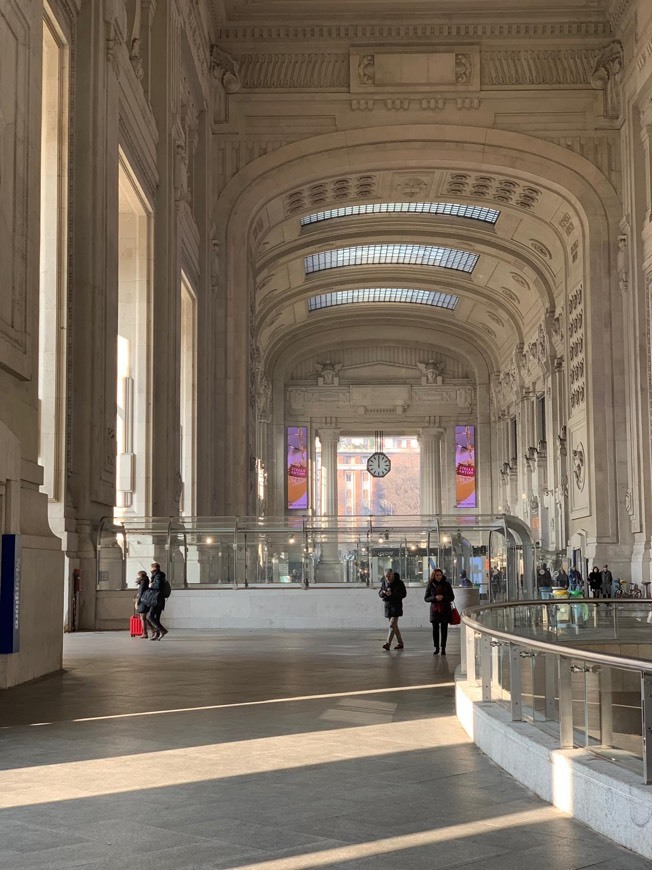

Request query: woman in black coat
[
  {"left": 379, "top": 569, "right": 407, "bottom": 651},
  {"left": 588, "top": 566, "right": 602, "bottom": 597},
  {"left": 135, "top": 571, "right": 151, "bottom": 639},
  {"left": 424, "top": 568, "right": 455, "bottom": 655}
]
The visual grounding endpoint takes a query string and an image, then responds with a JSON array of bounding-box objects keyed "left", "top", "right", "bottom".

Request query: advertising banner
[
  {"left": 0, "top": 534, "right": 21, "bottom": 654},
  {"left": 455, "top": 425, "right": 476, "bottom": 508},
  {"left": 287, "top": 426, "right": 308, "bottom": 510}
]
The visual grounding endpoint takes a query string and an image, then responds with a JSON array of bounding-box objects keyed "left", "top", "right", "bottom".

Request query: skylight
[
  {"left": 305, "top": 244, "right": 478, "bottom": 275},
  {"left": 300, "top": 202, "right": 500, "bottom": 225},
  {"left": 308, "top": 288, "right": 459, "bottom": 311}
]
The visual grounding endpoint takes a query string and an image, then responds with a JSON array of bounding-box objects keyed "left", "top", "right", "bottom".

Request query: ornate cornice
[
  {"left": 217, "top": 22, "right": 611, "bottom": 43},
  {"left": 225, "top": 47, "right": 612, "bottom": 91}
]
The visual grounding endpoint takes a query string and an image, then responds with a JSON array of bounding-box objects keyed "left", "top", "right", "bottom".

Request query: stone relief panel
[
  {"left": 284, "top": 174, "right": 378, "bottom": 215},
  {"left": 285, "top": 384, "right": 475, "bottom": 418},
  {"left": 567, "top": 284, "right": 586, "bottom": 414},
  {"left": 569, "top": 421, "right": 590, "bottom": 516},
  {"left": 0, "top": 0, "right": 31, "bottom": 378},
  {"left": 288, "top": 346, "right": 469, "bottom": 382},
  {"left": 350, "top": 46, "right": 480, "bottom": 93}
]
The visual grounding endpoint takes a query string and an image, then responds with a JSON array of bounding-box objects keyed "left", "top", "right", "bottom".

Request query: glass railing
[
  {"left": 462, "top": 599, "right": 652, "bottom": 783},
  {"left": 97, "top": 513, "right": 536, "bottom": 593}
]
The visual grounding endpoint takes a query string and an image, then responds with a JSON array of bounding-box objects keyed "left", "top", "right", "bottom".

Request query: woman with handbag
[{"left": 424, "top": 568, "right": 455, "bottom": 655}]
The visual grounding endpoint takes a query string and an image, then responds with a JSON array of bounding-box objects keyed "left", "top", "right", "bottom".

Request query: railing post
[
  {"left": 480, "top": 635, "right": 492, "bottom": 701},
  {"left": 466, "top": 628, "right": 477, "bottom": 682},
  {"left": 559, "top": 655, "right": 574, "bottom": 748},
  {"left": 641, "top": 672, "right": 652, "bottom": 785},
  {"left": 599, "top": 666, "right": 613, "bottom": 748},
  {"left": 460, "top": 622, "right": 467, "bottom": 676},
  {"left": 510, "top": 642, "right": 522, "bottom": 721},
  {"left": 544, "top": 652, "right": 557, "bottom": 720}
]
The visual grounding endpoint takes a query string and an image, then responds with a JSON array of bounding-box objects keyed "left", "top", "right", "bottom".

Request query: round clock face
[{"left": 367, "top": 452, "right": 391, "bottom": 478}]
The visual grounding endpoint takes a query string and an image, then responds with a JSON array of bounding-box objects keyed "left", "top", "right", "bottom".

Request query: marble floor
[{"left": 0, "top": 629, "right": 649, "bottom": 870}]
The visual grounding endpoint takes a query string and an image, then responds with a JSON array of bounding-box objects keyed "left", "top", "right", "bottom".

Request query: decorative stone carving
[
  {"left": 482, "top": 49, "right": 598, "bottom": 86},
  {"left": 455, "top": 54, "right": 472, "bottom": 83},
  {"left": 444, "top": 173, "right": 542, "bottom": 210},
  {"left": 568, "top": 284, "right": 586, "bottom": 412},
  {"left": 350, "top": 46, "right": 480, "bottom": 92},
  {"left": 501, "top": 287, "right": 520, "bottom": 305},
  {"left": 395, "top": 176, "right": 428, "bottom": 197},
  {"left": 358, "top": 54, "right": 375, "bottom": 85},
  {"left": 572, "top": 443, "right": 586, "bottom": 491},
  {"left": 530, "top": 239, "right": 551, "bottom": 260},
  {"left": 210, "top": 239, "right": 219, "bottom": 294},
  {"left": 625, "top": 488, "right": 635, "bottom": 517},
  {"left": 591, "top": 41, "right": 623, "bottom": 120},
  {"left": 210, "top": 45, "right": 240, "bottom": 126},
  {"left": 315, "top": 361, "right": 342, "bottom": 386},
  {"left": 218, "top": 23, "right": 611, "bottom": 42},
  {"left": 511, "top": 273, "right": 530, "bottom": 290},
  {"left": 284, "top": 174, "right": 378, "bottom": 215},
  {"left": 236, "top": 53, "right": 349, "bottom": 89},
  {"left": 417, "top": 360, "right": 445, "bottom": 385},
  {"left": 617, "top": 232, "right": 629, "bottom": 295}
]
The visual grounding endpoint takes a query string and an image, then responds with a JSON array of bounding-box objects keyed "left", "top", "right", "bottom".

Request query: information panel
[
  {"left": 0, "top": 534, "right": 21, "bottom": 654},
  {"left": 455, "top": 426, "right": 476, "bottom": 508},
  {"left": 287, "top": 426, "right": 308, "bottom": 510}
]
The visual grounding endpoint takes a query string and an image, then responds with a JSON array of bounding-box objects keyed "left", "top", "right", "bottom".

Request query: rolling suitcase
[{"left": 130, "top": 615, "right": 143, "bottom": 637}]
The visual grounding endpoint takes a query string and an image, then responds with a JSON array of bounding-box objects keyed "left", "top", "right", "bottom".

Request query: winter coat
[
  {"left": 136, "top": 578, "right": 150, "bottom": 614},
  {"left": 379, "top": 577, "right": 407, "bottom": 619},
  {"left": 424, "top": 577, "right": 455, "bottom": 623},
  {"left": 588, "top": 569, "right": 602, "bottom": 592}
]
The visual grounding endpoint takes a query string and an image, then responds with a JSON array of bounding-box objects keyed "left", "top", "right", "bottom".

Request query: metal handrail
[
  {"left": 462, "top": 599, "right": 652, "bottom": 673},
  {"left": 460, "top": 598, "right": 652, "bottom": 784}
]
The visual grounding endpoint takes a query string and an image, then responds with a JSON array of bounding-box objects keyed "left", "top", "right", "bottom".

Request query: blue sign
[{"left": 0, "top": 535, "right": 21, "bottom": 654}]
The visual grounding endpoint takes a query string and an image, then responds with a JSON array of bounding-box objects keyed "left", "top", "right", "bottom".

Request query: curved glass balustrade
[
  {"left": 462, "top": 600, "right": 652, "bottom": 784},
  {"left": 97, "top": 514, "right": 536, "bottom": 594}
]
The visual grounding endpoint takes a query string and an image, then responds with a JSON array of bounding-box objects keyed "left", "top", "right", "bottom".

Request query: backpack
[{"left": 162, "top": 578, "right": 172, "bottom": 598}]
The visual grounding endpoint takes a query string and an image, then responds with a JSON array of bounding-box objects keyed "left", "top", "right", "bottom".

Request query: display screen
[
  {"left": 287, "top": 426, "right": 308, "bottom": 510},
  {"left": 455, "top": 425, "right": 476, "bottom": 508}
]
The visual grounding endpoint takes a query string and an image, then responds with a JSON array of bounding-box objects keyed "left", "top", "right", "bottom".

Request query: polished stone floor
[{"left": 0, "top": 629, "right": 649, "bottom": 870}]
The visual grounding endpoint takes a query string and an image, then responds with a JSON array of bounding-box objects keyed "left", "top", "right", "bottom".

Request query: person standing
[
  {"left": 379, "top": 569, "right": 407, "bottom": 651},
  {"left": 425, "top": 568, "right": 455, "bottom": 655},
  {"left": 589, "top": 566, "right": 602, "bottom": 597},
  {"left": 135, "top": 571, "right": 151, "bottom": 638},
  {"left": 148, "top": 562, "right": 169, "bottom": 640},
  {"left": 601, "top": 564, "right": 614, "bottom": 598}
]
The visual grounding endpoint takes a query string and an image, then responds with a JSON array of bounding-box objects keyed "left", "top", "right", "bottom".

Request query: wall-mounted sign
[
  {"left": 0, "top": 535, "right": 21, "bottom": 654},
  {"left": 455, "top": 426, "right": 476, "bottom": 508},
  {"left": 287, "top": 426, "right": 308, "bottom": 510}
]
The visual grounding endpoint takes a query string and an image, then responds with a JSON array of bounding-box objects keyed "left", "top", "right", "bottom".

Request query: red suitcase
[{"left": 130, "top": 615, "right": 143, "bottom": 637}]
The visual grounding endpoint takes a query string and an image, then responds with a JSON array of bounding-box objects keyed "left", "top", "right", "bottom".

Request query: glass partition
[{"left": 97, "top": 514, "right": 536, "bottom": 591}]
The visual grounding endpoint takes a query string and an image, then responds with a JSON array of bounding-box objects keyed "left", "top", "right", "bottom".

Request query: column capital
[
  {"left": 317, "top": 428, "right": 341, "bottom": 443},
  {"left": 418, "top": 427, "right": 444, "bottom": 443}
]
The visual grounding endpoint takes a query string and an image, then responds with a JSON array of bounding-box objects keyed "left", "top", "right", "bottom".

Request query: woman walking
[
  {"left": 425, "top": 568, "right": 455, "bottom": 655},
  {"left": 379, "top": 569, "right": 407, "bottom": 651},
  {"left": 135, "top": 570, "right": 151, "bottom": 639}
]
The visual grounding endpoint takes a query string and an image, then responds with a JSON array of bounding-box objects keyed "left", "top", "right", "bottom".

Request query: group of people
[
  {"left": 588, "top": 565, "right": 617, "bottom": 598},
  {"left": 379, "top": 568, "right": 455, "bottom": 655},
  {"left": 538, "top": 562, "right": 618, "bottom": 597},
  {"left": 134, "top": 562, "right": 170, "bottom": 640}
]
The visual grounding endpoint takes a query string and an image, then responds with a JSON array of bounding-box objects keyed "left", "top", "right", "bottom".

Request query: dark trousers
[
  {"left": 432, "top": 619, "right": 448, "bottom": 651},
  {"left": 148, "top": 604, "right": 166, "bottom": 634}
]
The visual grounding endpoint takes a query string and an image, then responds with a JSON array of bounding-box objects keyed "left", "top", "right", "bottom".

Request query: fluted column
[
  {"left": 318, "top": 428, "right": 340, "bottom": 517},
  {"left": 419, "top": 428, "right": 443, "bottom": 516}
]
